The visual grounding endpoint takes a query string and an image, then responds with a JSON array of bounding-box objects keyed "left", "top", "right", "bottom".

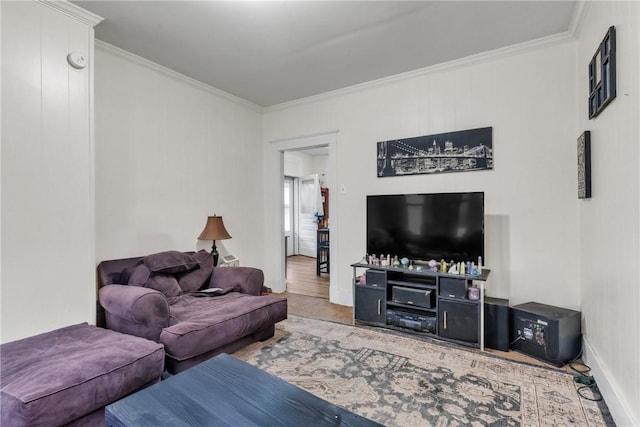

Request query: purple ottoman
[{"left": 1, "top": 323, "right": 164, "bottom": 427}]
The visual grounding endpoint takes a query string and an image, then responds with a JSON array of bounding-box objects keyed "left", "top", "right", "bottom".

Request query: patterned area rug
[{"left": 233, "top": 315, "right": 613, "bottom": 426}]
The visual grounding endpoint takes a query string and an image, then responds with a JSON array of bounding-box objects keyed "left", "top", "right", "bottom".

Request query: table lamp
[{"left": 197, "top": 215, "right": 231, "bottom": 266}]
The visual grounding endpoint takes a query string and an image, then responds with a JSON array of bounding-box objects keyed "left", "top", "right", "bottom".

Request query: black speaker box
[
  {"left": 484, "top": 297, "right": 510, "bottom": 352},
  {"left": 392, "top": 286, "right": 434, "bottom": 308},
  {"left": 439, "top": 277, "right": 466, "bottom": 299},
  {"left": 365, "top": 269, "right": 385, "bottom": 288},
  {"left": 510, "top": 302, "right": 581, "bottom": 367}
]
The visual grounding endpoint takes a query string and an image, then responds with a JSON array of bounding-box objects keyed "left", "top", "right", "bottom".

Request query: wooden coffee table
[{"left": 106, "top": 353, "right": 381, "bottom": 426}]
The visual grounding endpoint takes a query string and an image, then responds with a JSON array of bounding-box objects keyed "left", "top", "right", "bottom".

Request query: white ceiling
[{"left": 73, "top": 1, "right": 578, "bottom": 107}]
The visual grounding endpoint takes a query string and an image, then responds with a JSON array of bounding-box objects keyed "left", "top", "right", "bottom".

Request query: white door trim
[
  {"left": 268, "top": 131, "right": 338, "bottom": 300},
  {"left": 298, "top": 174, "right": 320, "bottom": 258}
]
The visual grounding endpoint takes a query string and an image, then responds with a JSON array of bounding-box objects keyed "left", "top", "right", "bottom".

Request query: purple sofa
[
  {"left": 97, "top": 250, "right": 287, "bottom": 374},
  {"left": 0, "top": 323, "right": 164, "bottom": 426}
]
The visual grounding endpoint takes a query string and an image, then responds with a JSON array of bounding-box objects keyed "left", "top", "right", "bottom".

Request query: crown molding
[
  {"left": 95, "top": 40, "right": 263, "bottom": 112},
  {"left": 36, "top": 0, "right": 103, "bottom": 27},
  {"left": 265, "top": 32, "right": 575, "bottom": 112},
  {"left": 568, "top": 1, "right": 591, "bottom": 38}
]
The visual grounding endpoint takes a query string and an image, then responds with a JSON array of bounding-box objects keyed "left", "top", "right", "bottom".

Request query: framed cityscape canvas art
[{"left": 377, "top": 127, "right": 493, "bottom": 177}]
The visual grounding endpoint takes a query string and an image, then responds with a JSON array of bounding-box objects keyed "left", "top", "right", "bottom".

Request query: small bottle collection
[{"left": 362, "top": 254, "right": 483, "bottom": 276}]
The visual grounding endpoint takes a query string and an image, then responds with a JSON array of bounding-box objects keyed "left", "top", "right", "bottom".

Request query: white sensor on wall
[{"left": 67, "top": 52, "right": 87, "bottom": 69}]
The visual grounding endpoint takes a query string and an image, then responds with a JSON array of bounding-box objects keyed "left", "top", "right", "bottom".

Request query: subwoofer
[
  {"left": 484, "top": 297, "right": 510, "bottom": 352},
  {"left": 510, "top": 302, "right": 581, "bottom": 367}
]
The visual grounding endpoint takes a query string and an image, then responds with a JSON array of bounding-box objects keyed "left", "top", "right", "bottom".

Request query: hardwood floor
[
  {"left": 280, "top": 293, "right": 353, "bottom": 325},
  {"left": 286, "top": 255, "right": 329, "bottom": 299}
]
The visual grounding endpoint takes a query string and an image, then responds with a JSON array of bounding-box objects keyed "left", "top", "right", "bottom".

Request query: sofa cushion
[
  {"left": 0, "top": 323, "right": 164, "bottom": 427},
  {"left": 120, "top": 262, "right": 151, "bottom": 286},
  {"left": 97, "top": 257, "right": 144, "bottom": 287},
  {"left": 145, "top": 273, "right": 182, "bottom": 297},
  {"left": 176, "top": 250, "right": 214, "bottom": 293},
  {"left": 160, "top": 293, "right": 287, "bottom": 360},
  {"left": 143, "top": 251, "right": 200, "bottom": 274}
]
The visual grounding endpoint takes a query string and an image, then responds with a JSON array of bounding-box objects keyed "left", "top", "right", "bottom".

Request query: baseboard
[{"left": 583, "top": 337, "right": 637, "bottom": 426}]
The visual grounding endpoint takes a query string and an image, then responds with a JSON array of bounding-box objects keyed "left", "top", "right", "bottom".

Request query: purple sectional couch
[
  {"left": 0, "top": 323, "right": 164, "bottom": 426},
  {"left": 97, "top": 250, "right": 287, "bottom": 374}
]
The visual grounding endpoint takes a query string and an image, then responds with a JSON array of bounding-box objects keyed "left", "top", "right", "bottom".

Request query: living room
[{"left": 1, "top": 1, "right": 638, "bottom": 425}]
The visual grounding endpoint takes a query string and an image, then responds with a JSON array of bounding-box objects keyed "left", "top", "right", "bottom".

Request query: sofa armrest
[
  {"left": 209, "top": 267, "right": 264, "bottom": 296},
  {"left": 99, "top": 284, "right": 170, "bottom": 342}
]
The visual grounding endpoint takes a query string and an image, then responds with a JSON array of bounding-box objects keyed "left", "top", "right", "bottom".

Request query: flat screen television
[{"left": 367, "top": 192, "right": 484, "bottom": 263}]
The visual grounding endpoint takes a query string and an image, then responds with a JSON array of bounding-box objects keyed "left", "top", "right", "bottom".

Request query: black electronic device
[
  {"left": 367, "top": 192, "right": 484, "bottom": 263},
  {"left": 387, "top": 310, "right": 436, "bottom": 333},
  {"left": 484, "top": 297, "right": 510, "bottom": 352},
  {"left": 392, "top": 286, "right": 434, "bottom": 308},
  {"left": 510, "top": 302, "right": 581, "bottom": 367},
  {"left": 439, "top": 277, "right": 467, "bottom": 299}
]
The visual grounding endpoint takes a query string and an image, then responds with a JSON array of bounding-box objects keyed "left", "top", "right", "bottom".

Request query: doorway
[
  {"left": 268, "top": 131, "right": 338, "bottom": 302},
  {"left": 284, "top": 156, "right": 329, "bottom": 299}
]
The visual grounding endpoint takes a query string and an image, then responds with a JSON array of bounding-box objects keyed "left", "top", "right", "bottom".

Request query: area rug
[{"left": 233, "top": 315, "right": 613, "bottom": 426}]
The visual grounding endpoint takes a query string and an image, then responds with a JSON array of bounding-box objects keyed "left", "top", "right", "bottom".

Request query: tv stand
[{"left": 351, "top": 262, "right": 491, "bottom": 350}]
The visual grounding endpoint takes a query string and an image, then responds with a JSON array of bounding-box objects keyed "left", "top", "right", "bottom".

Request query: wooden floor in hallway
[{"left": 286, "top": 255, "right": 329, "bottom": 299}]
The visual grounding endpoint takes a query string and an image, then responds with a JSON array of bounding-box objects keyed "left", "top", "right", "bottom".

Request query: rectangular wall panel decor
[
  {"left": 377, "top": 127, "right": 493, "bottom": 177},
  {"left": 588, "top": 26, "right": 616, "bottom": 119},
  {"left": 577, "top": 130, "right": 592, "bottom": 199}
]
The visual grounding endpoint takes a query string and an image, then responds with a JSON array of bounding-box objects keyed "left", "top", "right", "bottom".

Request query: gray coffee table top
[{"left": 106, "top": 353, "right": 381, "bottom": 426}]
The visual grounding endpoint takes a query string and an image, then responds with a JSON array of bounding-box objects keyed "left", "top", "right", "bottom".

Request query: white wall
[
  {"left": 1, "top": 1, "right": 101, "bottom": 342},
  {"left": 577, "top": 2, "right": 640, "bottom": 424},
  {"left": 313, "top": 156, "right": 329, "bottom": 188},
  {"left": 94, "top": 44, "right": 264, "bottom": 269},
  {"left": 263, "top": 37, "right": 580, "bottom": 309},
  {"left": 284, "top": 151, "right": 314, "bottom": 177},
  {"left": 284, "top": 151, "right": 328, "bottom": 181}
]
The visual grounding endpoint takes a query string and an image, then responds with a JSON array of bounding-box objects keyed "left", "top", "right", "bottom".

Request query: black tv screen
[{"left": 367, "top": 192, "right": 484, "bottom": 263}]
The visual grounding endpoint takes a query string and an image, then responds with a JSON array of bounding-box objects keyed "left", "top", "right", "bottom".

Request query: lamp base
[{"left": 211, "top": 241, "right": 219, "bottom": 267}]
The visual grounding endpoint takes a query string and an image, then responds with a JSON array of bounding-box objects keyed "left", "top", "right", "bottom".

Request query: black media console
[{"left": 351, "top": 262, "right": 492, "bottom": 350}]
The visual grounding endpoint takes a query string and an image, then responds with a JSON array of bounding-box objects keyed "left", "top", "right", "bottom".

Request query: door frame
[
  {"left": 269, "top": 131, "right": 338, "bottom": 301},
  {"left": 283, "top": 176, "right": 296, "bottom": 256}
]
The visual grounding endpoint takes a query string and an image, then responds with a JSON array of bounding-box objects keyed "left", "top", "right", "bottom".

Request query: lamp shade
[{"left": 198, "top": 216, "right": 231, "bottom": 241}]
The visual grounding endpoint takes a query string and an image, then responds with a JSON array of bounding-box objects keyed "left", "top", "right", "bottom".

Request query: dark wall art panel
[
  {"left": 588, "top": 26, "right": 616, "bottom": 119},
  {"left": 377, "top": 127, "right": 493, "bottom": 178},
  {"left": 577, "top": 130, "right": 592, "bottom": 199}
]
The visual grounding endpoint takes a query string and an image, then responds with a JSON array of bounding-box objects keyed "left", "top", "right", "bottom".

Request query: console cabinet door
[
  {"left": 354, "top": 286, "right": 386, "bottom": 326},
  {"left": 438, "top": 299, "right": 478, "bottom": 343}
]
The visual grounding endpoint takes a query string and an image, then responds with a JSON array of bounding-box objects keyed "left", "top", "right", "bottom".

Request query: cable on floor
[{"left": 569, "top": 360, "right": 603, "bottom": 402}]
